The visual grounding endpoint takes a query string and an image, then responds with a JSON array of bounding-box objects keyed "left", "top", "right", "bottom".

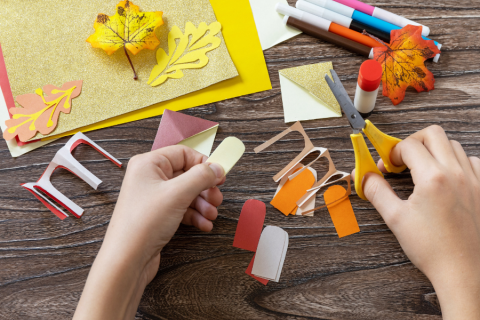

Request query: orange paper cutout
[
  {"left": 271, "top": 168, "right": 315, "bottom": 216},
  {"left": 324, "top": 185, "right": 359, "bottom": 238},
  {"left": 3, "top": 81, "right": 83, "bottom": 142}
]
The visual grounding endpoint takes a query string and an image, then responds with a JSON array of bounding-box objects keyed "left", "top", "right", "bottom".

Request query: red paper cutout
[{"left": 233, "top": 199, "right": 266, "bottom": 252}]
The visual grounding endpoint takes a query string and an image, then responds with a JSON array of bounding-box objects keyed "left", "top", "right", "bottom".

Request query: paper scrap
[
  {"left": 22, "top": 132, "right": 122, "bottom": 220},
  {"left": 207, "top": 137, "right": 245, "bottom": 175},
  {"left": 233, "top": 199, "right": 266, "bottom": 252},
  {"left": 251, "top": 226, "right": 289, "bottom": 282},
  {"left": 149, "top": 22, "right": 222, "bottom": 86},
  {"left": 245, "top": 254, "right": 269, "bottom": 285},
  {"left": 270, "top": 166, "right": 316, "bottom": 215},
  {"left": 4, "top": 81, "right": 83, "bottom": 142},
  {"left": 0, "top": 0, "right": 238, "bottom": 141},
  {"left": 151, "top": 109, "right": 218, "bottom": 156},
  {"left": 279, "top": 62, "right": 342, "bottom": 121},
  {"left": 324, "top": 185, "right": 360, "bottom": 238},
  {"left": 249, "top": 0, "right": 301, "bottom": 50}
]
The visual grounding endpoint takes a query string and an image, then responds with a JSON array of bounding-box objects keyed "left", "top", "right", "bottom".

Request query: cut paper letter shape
[
  {"left": 279, "top": 62, "right": 342, "bottom": 122},
  {"left": 245, "top": 254, "right": 269, "bottom": 285},
  {"left": 207, "top": 137, "right": 245, "bottom": 175},
  {"left": 233, "top": 199, "right": 266, "bottom": 252},
  {"left": 149, "top": 22, "right": 222, "bottom": 86},
  {"left": 270, "top": 167, "right": 316, "bottom": 216},
  {"left": 249, "top": 0, "right": 301, "bottom": 50},
  {"left": 4, "top": 81, "right": 83, "bottom": 142},
  {"left": 151, "top": 109, "right": 219, "bottom": 156},
  {"left": 252, "top": 226, "right": 289, "bottom": 282},
  {"left": 324, "top": 185, "right": 360, "bottom": 238},
  {"left": 22, "top": 132, "right": 122, "bottom": 220}
]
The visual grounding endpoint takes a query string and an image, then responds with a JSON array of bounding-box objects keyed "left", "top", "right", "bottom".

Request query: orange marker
[{"left": 328, "top": 22, "right": 382, "bottom": 48}]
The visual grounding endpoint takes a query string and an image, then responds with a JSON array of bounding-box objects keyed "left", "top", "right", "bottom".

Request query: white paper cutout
[
  {"left": 251, "top": 226, "right": 289, "bottom": 282},
  {"left": 22, "top": 132, "right": 122, "bottom": 220}
]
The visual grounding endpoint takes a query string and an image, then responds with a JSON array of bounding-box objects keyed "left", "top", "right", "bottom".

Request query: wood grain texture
[{"left": 0, "top": 0, "right": 478, "bottom": 318}]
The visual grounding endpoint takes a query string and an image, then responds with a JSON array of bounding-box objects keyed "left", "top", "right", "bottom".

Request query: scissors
[{"left": 325, "top": 69, "right": 406, "bottom": 200}]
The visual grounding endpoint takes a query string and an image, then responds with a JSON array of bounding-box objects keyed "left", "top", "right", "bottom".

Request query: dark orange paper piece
[
  {"left": 271, "top": 169, "right": 315, "bottom": 216},
  {"left": 373, "top": 25, "right": 440, "bottom": 106},
  {"left": 3, "top": 81, "right": 83, "bottom": 142},
  {"left": 324, "top": 185, "right": 360, "bottom": 238}
]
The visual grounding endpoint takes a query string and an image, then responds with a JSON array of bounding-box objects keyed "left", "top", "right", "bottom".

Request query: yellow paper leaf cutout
[{"left": 148, "top": 21, "right": 222, "bottom": 87}]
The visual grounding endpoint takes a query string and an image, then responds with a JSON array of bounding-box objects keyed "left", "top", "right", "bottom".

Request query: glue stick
[{"left": 354, "top": 60, "right": 382, "bottom": 118}]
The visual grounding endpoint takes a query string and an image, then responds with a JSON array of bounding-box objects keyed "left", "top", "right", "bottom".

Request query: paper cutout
[
  {"left": 245, "top": 254, "right": 269, "bottom": 285},
  {"left": 271, "top": 168, "right": 315, "bottom": 216},
  {"left": 251, "top": 226, "right": 289, "bottom": 282},
  {"left": 149, "top": 22, "right": 222, "bottom": 86},
  {"left": 151, "top": 109, "right": 219, "bottom": 156},
  {"left": 87, "top": 0, "right": 164, "bottom": 79},
  {"left": 279, "top": 74, "right": 340, "bottom": 123},
  {"left": 324, "top": 185, "right": 360, "bottom": 238},
  {"left": 3, "top": 81, "right": 83, "bottom": 142},
  {"left": 233, "top": 199, "right": 266, "bottom": 252},
  {"left": 275, "top": 165, "right": 318, "bottom": 216},
  {"left": 207, "top": 137, "right": 245, "bottom": 175},
  {"left": 255, "top": 121, "right": 352, "bottom": 214},
  {"left": 279, "top": 62, "right": 342, "bottom": 121},
  {"left": 373, "top": 25, "right": 440, "bottom": 106},
  {"left": 249, "top": 0, "right": 301, "bottom": 50},
  {"left": 21, "top": 132, "right": 122, "bottom": 220},
  {"left": 0, "top": 0, "right": 239, "bottom": 141}
]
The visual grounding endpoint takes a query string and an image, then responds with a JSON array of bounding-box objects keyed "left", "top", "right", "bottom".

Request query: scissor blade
[{"left": 325, "top": 70, "right": 365, "bottom": 131}]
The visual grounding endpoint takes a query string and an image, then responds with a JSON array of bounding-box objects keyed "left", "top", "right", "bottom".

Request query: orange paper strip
[
  {"left": 271, "top": 169, "right": 315, "bottom": 216},
  {"left": 324, "top": 185, "right": 360, "bottom": 238}
]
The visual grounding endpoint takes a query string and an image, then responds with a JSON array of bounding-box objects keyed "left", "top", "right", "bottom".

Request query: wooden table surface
[{"left": 1, "top": 0, "right": 479, "bottom": 318}]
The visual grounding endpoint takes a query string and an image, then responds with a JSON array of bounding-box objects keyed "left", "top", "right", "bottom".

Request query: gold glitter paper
[
  {"left": 0, "top": 0, "right": 238, "bottom": 140},
  {"left": 279, "top": 62, "right": 341, "bottom": 114}
]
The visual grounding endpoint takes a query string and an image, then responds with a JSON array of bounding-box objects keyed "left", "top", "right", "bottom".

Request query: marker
[
  {"left": 276, "top": 3, "right": 381, "bottom": 49},
  {"left": 354, "top": 60, "right": 382, "bottom": 117},
  {"left": 302, "top": 0, "right": 441, "bottom": 62},
  {"left": 333, "top": 0, "right": 430, "bottom": 36},
  {"left": 297, "top": 0, "right": 390, "bottom": 42},
  {"left": 283, "top": 15, "right": 374, "bottom": 58}
]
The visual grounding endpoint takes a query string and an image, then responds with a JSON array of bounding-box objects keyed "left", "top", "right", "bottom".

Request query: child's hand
[
  {"left": 361, "top": 125, "right": 480, "bottom": 319},
  {"left": 74, "top": 146, "right": 225, "bottom": 320}
]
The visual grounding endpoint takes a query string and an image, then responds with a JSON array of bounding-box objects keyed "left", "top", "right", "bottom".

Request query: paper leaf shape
[
  {"left": 86, "top": 0, "right": 164, "bottom": 79},
  {"left": 148, "top": 21, "right": 222, "bottom": 87},
  {"left": 373, "top": 25, "right": 440, "bottom": 106},
  {"left": 3, "top": 81, "right": 83, "bottom": 142}
]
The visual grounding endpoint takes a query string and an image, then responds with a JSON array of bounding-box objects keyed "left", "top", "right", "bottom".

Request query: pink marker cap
[{"left": 333, "top": 0, "right": 375, "bottom": 15}]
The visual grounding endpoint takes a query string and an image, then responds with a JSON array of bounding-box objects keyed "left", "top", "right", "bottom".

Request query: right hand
[{"left": 360, "top": 125, "right": 480, "bottom": 320}]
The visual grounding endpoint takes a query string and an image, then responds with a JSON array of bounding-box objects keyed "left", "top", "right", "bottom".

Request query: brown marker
[{"left": 284, "top": 16, "right": 373, "bottom": 58}]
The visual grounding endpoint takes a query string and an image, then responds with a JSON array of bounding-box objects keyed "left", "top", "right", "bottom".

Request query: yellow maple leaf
[
  {"left": 87, "top": 0, "right": 163, "bottom": 79},
  {"left": 148, "top": 21, "right": 222, "bottom": 87}
]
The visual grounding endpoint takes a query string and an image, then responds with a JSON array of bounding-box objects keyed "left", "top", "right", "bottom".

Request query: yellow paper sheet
[{"left": 41, "top": 0, "right": 271, "bottom": 141}]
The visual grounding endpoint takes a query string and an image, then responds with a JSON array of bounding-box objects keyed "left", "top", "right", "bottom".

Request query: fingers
[
  {"left": 191, "top": 196, "right": 219, "bottom": 221},
  {"left": 469, "top": 157, "right": 480, "bottom": 181},
  {"left": 450, "top": 140, "right": 474, "bottom": 175},
  {"left": 407, "top": 125, "right": 458, "bottom": 168},
  {"left": 200, "top": 187, "right": 224, "bottom": 207},
  {"left": 182, "top": 207, "right": 213, "bottom": 232},
  {"left": 147, "top": 145, "right": 207, "bottom": 179},
  {"left": 362, "top": 172, "right": 404, "bottom": 226}
]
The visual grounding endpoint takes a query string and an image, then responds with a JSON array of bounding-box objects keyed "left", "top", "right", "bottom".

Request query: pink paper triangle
[{"left": 151, "top": 109, "right": 218, "bottom": 151}]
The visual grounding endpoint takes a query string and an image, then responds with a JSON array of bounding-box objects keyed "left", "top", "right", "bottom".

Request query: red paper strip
[
  {"left": 233, "top": 199, "right": 266, "bottom": 252},
  {"left": 245, "top": 254, "right": 268, "bottom": 285}
]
